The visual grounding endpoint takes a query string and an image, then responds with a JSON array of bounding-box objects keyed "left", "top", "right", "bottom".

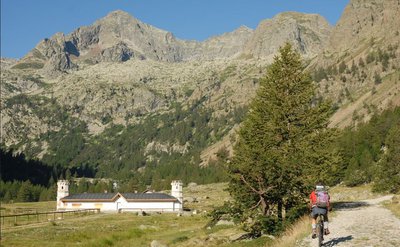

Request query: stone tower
[
  {"left": 56, "top": 180, "right": 69, "bottom": 210},
  {"left": 171, "top": 180, "right": 183, "bottom": 203}
]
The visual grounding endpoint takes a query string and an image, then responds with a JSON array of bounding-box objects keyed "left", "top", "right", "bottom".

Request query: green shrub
[{"left": 12, "top": 62, "right": 44, "bottom": 70}]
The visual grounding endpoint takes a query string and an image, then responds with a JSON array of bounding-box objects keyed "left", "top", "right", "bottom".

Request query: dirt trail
[{"left": 300, "top": 195, "right": 400, "bottom": 247}]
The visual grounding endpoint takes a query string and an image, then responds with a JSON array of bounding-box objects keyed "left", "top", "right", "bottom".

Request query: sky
[{"left": 1, "top": 0, "right": 349, "bottom": 59}]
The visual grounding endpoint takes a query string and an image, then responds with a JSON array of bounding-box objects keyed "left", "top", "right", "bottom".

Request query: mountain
[
  {"left": 328, "top": 0, "right": 400, "bottom": 53},
  {"left": 179, "top": 25, "right": 254, "bottom": 61},
  {"left": 1, "top": 0, "right": 399, "bottom": 180},
  {"left": 312, "top": 0, "right": 400, "bottom": 127},
  {"left": 243, "top": 12, "right": 331, "bottom": 60},
  {"left": 11, "top": 10, "right": 330, "bottom": 76}
]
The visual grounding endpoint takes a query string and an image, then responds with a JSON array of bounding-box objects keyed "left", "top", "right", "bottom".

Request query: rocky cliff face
[
  {"left": 309, "top": 0, "right": 400, "bottom": 128},
  {"left": 179, "top": 25, "right": 254, "bottom": 60},
  {"left": 328, "top": 0, "right": 400, "bottom": 53}
]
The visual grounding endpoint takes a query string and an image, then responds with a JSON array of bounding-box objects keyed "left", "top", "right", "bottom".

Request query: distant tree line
[
  {"left": 338, "top": 106, "right": 400, "bottom": 192},
  {"left": 1, "top": 148, "right": 106, "bottom": 202},
  {"left": 312, "top": 44, "right": 397, "bottom": 84},
  {"left": 1, "top": 149, "right": 53, "bottom": 186}
]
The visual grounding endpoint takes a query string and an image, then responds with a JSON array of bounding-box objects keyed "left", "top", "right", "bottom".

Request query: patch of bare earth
[{"left": 300, "top": 195, "right": 400, "bottom": 247}]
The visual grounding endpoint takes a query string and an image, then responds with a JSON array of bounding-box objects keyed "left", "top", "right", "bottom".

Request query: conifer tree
[
  {"left": 374, "top": 123, "right": 400, "bottom": 193},
  {"left": 17, "top": 181, "right": 33, "bottom": 202},
  {"left": 227, "top": 43, "right": 341, "bottom": 235}
]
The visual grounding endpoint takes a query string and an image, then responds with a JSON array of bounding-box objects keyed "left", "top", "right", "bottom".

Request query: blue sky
[{"left": 1, "top": 0, "right": 349, "bottom": 59}]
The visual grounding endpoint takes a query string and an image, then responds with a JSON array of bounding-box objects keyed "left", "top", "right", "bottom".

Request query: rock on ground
[{"left": 150, "top": 240, "right": 168, "bottom": 247}]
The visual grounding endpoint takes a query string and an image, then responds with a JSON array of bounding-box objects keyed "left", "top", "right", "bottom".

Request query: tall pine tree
[{"left": 227, "top": 43, "right": 341, "bottom": 235}]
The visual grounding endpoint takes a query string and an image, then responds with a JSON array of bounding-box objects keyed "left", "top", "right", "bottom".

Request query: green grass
[
  {"left": 11, "top": 62, "right": 44, "bottom": 70},
  {"left": 1, "top": 213, "right": 206, "bottom": 246}
]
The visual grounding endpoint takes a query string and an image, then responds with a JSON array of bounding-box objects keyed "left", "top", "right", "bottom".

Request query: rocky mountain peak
[
  {"left": 94, "top": 9, "right": 148, "bottom": 34},
  {"left": 233, "top": 25, "right": 252, "bottom": 33},
  {"left": 104, "top": 9, "right": 136, "bottom": 20},
  {"left": 328, "top": 0, "right": 400, "bottom": 52},
  {"left": 242, "top": 12, "right": 332, "bottom": 59}
]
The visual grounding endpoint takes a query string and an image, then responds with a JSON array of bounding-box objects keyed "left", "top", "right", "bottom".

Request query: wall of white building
[
  {"left": 60, "top": 197, "right": 182, "bottom": 212},
  {"left": 57, "top": 180, "right": 183, "bottom": 213}
]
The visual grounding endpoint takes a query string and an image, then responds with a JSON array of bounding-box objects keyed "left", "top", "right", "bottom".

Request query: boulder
[
  {"left": 216, "top": 219, "right": 235, "bottom": 226},
  {"left": 188, "top": 182, "right": 198, "bottom": 188},
  {"left": 150, "top": 240, "right": 168, "bottom": 247}
]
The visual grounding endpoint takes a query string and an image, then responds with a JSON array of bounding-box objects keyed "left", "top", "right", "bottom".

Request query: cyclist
[{"left": 309, "top": 182, "right": 331, "bottom": 239}]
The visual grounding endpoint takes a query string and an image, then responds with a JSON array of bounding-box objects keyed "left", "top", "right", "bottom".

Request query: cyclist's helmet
[{"left": 316, "top": 181, "right": 325, "bottom": 191}]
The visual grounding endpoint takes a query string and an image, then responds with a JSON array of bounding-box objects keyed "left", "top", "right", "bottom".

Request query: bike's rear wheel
[{"left": 317, "top": 216, "right": 324, "bottom": 247}]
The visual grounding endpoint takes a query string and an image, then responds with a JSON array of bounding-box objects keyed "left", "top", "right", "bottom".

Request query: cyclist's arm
[{"left": 309, "top": 192, "right": 315, "bottom": 209}]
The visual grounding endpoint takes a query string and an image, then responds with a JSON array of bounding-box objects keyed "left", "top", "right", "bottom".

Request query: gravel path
[{"left": 300, "top": 195, "right": 400, "bottom": 247}]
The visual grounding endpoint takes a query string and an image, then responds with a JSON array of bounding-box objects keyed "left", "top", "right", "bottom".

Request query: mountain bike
[{"left": 316, "top": 213, "right": 324, "bottom": 247}]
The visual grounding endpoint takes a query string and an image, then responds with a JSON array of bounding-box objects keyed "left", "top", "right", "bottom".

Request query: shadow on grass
[
  {"left": 332, "top": 201, "right": 369, "bottom": 211},
  {"left": 323, "top": 235, "right": 353, "bottom": 246}
]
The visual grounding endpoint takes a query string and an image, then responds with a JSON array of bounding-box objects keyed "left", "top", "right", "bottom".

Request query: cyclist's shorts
[{"left": 310, "top": 206, "right": 327, "bottom": 218}]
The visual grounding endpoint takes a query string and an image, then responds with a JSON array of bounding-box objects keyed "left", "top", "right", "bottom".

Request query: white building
[{"left": 57, "top": 180, "right": 183, "bottom": 213}]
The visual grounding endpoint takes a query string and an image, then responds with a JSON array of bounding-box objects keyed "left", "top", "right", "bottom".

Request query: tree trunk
[
  {"left": 278, "top": 200, "right": 283, "bottom": 221},
  {"left": 261, "top": 196, "right": 267, "bottom": 215}
]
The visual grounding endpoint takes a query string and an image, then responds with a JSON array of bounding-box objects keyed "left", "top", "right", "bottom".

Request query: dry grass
[
  {"left": 183, "top": 182, "right": 230, "bottom": 212},
  {"left": 1, "top": 201, "right": 56, "bottom": 215},
  {"left": 329, "top": 183, "right": 386, "bottom": 202},
  {"left": 383, "top": 195, "right": 400, "bottom": 219},
  {"left": 269, "top": 216, "right": 310, "bottom": 247}
]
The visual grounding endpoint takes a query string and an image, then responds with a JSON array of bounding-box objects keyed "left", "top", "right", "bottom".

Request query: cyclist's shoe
[
  {"left": 312, "top": 229, "right": 317, "bottom": 239},
  {"left": 324, "top": 229, "right": 330, "bottom": 235}
]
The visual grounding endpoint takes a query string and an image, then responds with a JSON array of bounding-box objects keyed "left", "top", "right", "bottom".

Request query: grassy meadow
[
  {"left": 0, "top": 183, "right": 272, "bottom": 247},
  {"left": 1, "top": 201, "right": 56, "bottom": 215}
]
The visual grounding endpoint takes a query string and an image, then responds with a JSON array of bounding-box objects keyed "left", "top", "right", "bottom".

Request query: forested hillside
[{"left": 339, "top": 106, "right": 400, "bottom": 192}]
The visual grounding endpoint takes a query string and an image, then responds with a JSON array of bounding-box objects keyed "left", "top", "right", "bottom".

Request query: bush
[
  {"left": 12, "top": 62, "right": 44, "bottom": 70},
  {"left": 250, "top": 215, "right": 284, "bottom": 236},
  {"left": 285, "top": 204, "right": 308, "bottom": 225},
  {"left": 374, "top": 73, "right": 382, "bottom": 85}
]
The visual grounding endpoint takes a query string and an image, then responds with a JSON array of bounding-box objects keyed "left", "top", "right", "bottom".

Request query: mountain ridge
[
  {"left": 1, "top": 0, "right": 399, "bottom": 173},
  {"left": 11, "top": 10, "right": 330, "bottom": 75}
]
